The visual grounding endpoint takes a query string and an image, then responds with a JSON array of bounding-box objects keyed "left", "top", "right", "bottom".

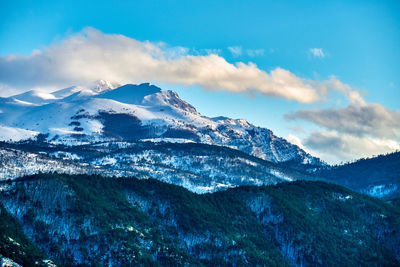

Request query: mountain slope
[
  {"left": 0, "top": 141, "right": 320, "bottom": 193},
  {"left": 0, "top": 83, "right": 324, "bottom": 169},
  {"left": 0, "top": 143, "right": 109, "bottom": 180},
  {"left": 0, "top": 173, "right": 399, "bottom": 266},
  {"left": 317, "top": 151, "right": 400, "bottom": 199}
]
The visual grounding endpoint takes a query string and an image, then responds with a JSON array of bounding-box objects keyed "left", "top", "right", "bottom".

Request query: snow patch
[
  {"left": 270, "top": 169, "right": 293, "bottom": 181},
  {"left": 140, "top": 138, "right": 195, "bottom": 144},
  {"left": 366, "top": 184, "right": 398, "bottom": 198},
  {"left": 50, "top": 151, "right": 82, "bottom": 160}
]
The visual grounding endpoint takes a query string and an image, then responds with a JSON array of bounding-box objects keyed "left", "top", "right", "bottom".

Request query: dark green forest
[{"left": 1, "top": 173, "right": 399, "bottom": 266}]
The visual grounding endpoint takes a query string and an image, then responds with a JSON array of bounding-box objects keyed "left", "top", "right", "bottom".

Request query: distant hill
[{"left": 317, "top": 151, "right": 400, "bottom": 199}]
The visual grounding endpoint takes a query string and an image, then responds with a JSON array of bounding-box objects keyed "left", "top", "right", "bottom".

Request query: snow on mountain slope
[
  {"left": 0, "top": 141, "right": 321, "bottom": 193},
  {"left": 0, "top": 143, "right": 140, "bottom": 181},
  {"left": 4, "top": 80, "right": 117, "bottom": 106},
  {"left": 0, "top": 82, "right": 324, "bottom": 168},
  {"left": 0, "top": 125, "right": 39, "bottom": 142},
  {"left": 10, "top": 90, "right": 58, "bottom": 105},
  {"left": 86, "top": 141, "right": 321, "bottom": 193},
  {"left": 0, "top": 146, "right": 92, "bottom": 180}
]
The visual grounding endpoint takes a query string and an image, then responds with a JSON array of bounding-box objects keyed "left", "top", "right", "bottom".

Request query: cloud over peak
[{"left": 0, "top": 27, "right": 353, "bottom": 104}]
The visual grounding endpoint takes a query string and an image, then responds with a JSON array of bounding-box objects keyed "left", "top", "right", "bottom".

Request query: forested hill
[
  {"left": 318, "top": 151, "right": 400, "bottom": 199},
  {"left": 0, "top": 173, "right": 399, "bottom": 266}
]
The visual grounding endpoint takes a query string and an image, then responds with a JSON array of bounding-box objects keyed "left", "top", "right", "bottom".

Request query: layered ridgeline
[
  {"left": 0, "top": 173, "right": 399, "bottom": 266},
  {"left": 0, "top": 82, "right": 324, "bottom": 192},
  {"left": 0, "top": 82, "right": 398, "bottom": 199}
]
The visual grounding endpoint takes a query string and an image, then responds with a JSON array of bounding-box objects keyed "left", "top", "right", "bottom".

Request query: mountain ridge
[
  {"left": 0, "top": 140, "right": 322, "bottom": 193},
  {"left": 317, "top": 151, "right": 400, "bottom": 200},
  {"left": 0, "top": 82, "right": 325, "bottom": 169}
]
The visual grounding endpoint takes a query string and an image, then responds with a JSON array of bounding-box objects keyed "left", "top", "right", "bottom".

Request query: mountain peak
[{"left": 97, "top": 83, "right": 162, "bottom": 105}]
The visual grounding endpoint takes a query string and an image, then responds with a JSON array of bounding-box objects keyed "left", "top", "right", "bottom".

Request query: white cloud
[
  {"left": 309, "top": 48, "right": 325, "bottom": 58},
  {"left": 0, "top": 27, "right": 354, "bottom": 103},
  {"left": 324, "top": 76, "right": 365, "bottom": 104},
  {"left": 227, "top": 46, "right": 243, "bottom": 57}
]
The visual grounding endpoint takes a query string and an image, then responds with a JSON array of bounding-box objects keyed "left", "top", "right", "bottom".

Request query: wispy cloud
[
  {"left": 0, "top": 27, "right": 357, "bottom": 104},
  {"left": 202, "top": 48, "right": 222, "bottom": 55},
  {"left": 227, "top": 46, "right": 243, "bottom": 57},
  {"left": 286, "top": 103, "right": 400, "bottom": 139},
  {"left": 309, "top": 48, "right": 325, "bottom": 58},
  {"left": 246, "top": 49, "right": 265, "bottom": 57},
  {"left": 228, "top": 46, "right": 265, "bottom": 57}
]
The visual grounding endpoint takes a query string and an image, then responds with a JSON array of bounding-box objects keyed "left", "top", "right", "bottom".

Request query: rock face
[
  {"left": 0, "top": 83, "right": 324, "bottom": 170},
  {"left": 0, "top": 173, "right": 399, "bottom": 266}
]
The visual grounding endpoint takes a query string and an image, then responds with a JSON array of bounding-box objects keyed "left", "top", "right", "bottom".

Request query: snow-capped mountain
[{"left": 0, "top": 82, "right": 324, "bottom": 169}]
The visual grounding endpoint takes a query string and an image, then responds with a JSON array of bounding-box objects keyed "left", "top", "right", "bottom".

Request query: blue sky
[{"left": 0, "top": 0, "right": 399, "bottom": 163}]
